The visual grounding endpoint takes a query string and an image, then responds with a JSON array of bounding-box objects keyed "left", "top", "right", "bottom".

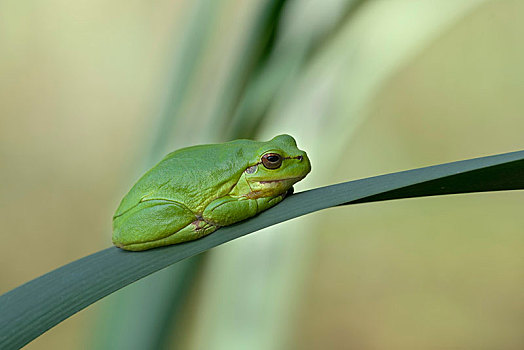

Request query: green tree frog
[{"left": 112, "top": 134, "right": 311, "bottom": 251}]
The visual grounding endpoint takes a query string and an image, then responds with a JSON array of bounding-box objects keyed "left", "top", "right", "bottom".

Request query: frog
[{"left": 112, "top": 134, "right": 311, "bottom": 251}]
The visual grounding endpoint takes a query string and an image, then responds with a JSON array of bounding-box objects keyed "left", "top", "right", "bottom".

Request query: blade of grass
[
  {"left": 0, "top": 149, "right": 523, "bottom": 349},
  {"left": 225, "top": 0, "right": 367, "bottom": 139},
  {"left": 209, "top": 0, "right": 289, "bottom": 139}
]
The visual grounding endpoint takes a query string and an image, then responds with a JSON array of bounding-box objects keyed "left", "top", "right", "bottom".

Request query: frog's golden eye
[{"left": 261, "top": 153, "right": 282, "bottom": 169}]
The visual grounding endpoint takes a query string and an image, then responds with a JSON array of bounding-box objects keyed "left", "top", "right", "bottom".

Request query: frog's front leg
[{"left": 203, "top": 194, "right": 286, "bottom": 227}]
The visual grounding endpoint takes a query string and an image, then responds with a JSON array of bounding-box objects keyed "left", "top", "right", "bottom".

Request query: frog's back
[{"left": 114, "top": 139, "right": 258, "bottom": 217}]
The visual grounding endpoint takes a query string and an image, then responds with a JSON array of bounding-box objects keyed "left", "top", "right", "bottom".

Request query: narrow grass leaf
[{"left": 0, "top": 149, "right": 522, "bottom": 349}]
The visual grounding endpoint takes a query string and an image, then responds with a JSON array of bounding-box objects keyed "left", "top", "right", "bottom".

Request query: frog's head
[{"left": 243, "top": 134, "right": 311, "bottom": 198}]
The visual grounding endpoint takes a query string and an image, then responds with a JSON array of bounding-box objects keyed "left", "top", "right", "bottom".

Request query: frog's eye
[{"left": 261, "top": 153, "right": 282, "bottom": 169}]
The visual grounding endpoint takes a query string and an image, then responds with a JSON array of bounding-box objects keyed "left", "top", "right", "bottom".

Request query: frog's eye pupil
[{"left": 261, "top": 153, "right": 282, "bottom": 169}]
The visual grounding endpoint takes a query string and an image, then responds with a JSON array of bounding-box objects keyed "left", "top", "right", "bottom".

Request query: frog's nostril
[{"left": 297, "top": 155, "right": 303, "bottom": 161}]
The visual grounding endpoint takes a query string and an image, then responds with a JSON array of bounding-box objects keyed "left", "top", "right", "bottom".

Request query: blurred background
[{"left": 1, "top": 0, "right": 523, "bottom": 349}]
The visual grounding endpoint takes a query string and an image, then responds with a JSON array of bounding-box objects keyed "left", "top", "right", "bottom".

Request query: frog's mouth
[{"left": 258, "top": 176, "right": 305, "bottom": 184}]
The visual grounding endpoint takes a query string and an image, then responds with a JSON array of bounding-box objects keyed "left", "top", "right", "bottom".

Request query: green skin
[{"left": 112, "top": 134, "right": 311, "bottom": 251}]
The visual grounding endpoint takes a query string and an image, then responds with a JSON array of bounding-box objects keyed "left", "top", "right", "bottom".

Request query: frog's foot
[
  {"left": 117, "top": 220, "right": 217, "bottom": 251},
  {"left": 193, "top": 215, "right": 220, "bottom": 231}
]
